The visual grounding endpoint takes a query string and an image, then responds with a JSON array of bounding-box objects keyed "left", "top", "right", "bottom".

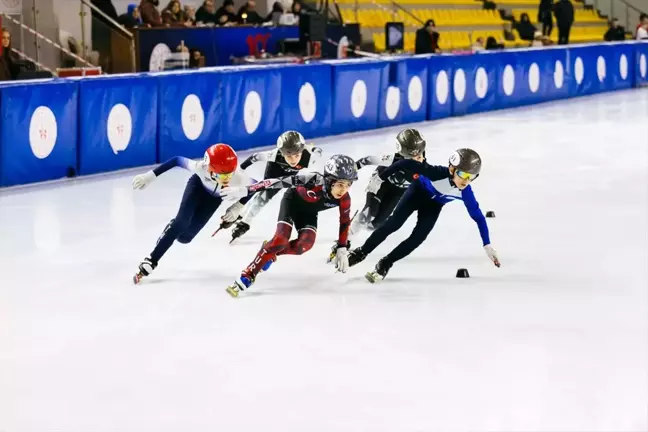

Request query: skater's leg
[
  {"left": 278, "top": 212, "right": 318, "bottom": 256},
  {"left": 371, "top": 187, "right": 404, "bottom": 228},
  {"left": 358, "top": 184, "right": 418, "bottom": 256},
  {"left": 149, "top": 175, "right": 202, "bottom": 264},
  {"left": 231, "top": 189, "right": 281, "bottom": 241},
  {"left": 177, "top": 194, "right": 223, "bottom": 244},
  {"left": 384, "top": 202, "right": 442, "bottom": 264}
]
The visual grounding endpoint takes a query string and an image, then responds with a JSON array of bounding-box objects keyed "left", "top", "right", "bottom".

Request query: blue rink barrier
[{"left": 0, "top": 42, "right": 646, "bottom": 187}]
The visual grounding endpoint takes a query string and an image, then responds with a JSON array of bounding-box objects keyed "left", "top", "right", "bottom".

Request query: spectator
[
  {"left": 196, "top": 0, "right": 219, "bottom": 25},
  {"left": 637, "top": 16, "right": 648, "bottom": 39},
  {"left": 237, "top": 0, "right": 264, "bottom": 24},
  {"left": 291, "top": 1, "right": 304, "bottom": 15},
  {"left": 414, "top": 19, "right": 440, "bottom": 54},
  {"left": 0, "top": 28, "right": 17, "bottom": 81},
  {"left": 516, "top": 12, "right": 537, "bottom": 41},
  {"left": 503, "top": 23, "right": 516, "bottom": 41},
  {"left": 162, "top": 0, "right": 192, "bottom": 26},
  {"left": 215, "top": 0, "right": 237, "bottom": 25},
  {"left": 266, "top": 1, "right": 284, "bottom": 24},
  {"left": 604, "top": 18, "right": 625, "bottom": 41},
  {"left": 636, "top": 13, "right": 647, "bottom": 35},
  {"left": 486, "top": 36, "right": 504, "bottom": 49},
  {"left": 91, "top": 0, "right": 119, "bottom": 24},
  {"left": 118, "top": 4, "right": 144, "bottom": 28},
  {"left": 553, "top": 0, "right": 574, "bottom": 44},
  {"left": 189, "top": 48, "right": 203, "bottom": 68},
  {"left": 184, "top": 5, "right": 196, "bottom": 25},
  {"left": 538, "top": 0, "right": 553, "bottom": 36},
  {"left": 140, "top": 0, "right": 164, "bottom": 26},
  {"left": 472, "top": 37, "right": 485, "bottom": 51}
]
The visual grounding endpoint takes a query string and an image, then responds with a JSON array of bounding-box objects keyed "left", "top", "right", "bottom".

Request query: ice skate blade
[
  {"left": 225, "top": 285, "right": 240, "bottom": 298},
  {"left": 365, "top": 271, "right": 381, "bottom": 284},
  {"left": 133, "top": 272, "right": 144, "bottom": 285}
]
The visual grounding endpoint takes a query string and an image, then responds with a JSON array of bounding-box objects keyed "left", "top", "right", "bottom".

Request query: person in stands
[
  {"left": 1, "top": 28, "right": 18, "bottom": 81},
  {"left": 604, "top": 18, "right": 626, "bottom": 41},
  {"left": 118, "top": 4, "right": 144, "bottom": 28},
  {"left": 515, "top": 12, "right": 537, "bottom": 41},
  {"left": 538, "top": 0, "right": 553, "bottom": 36},
  {"left": 637, "top": 15, "right": 648, "bottom": 39},
  {"left": 162, "top": 0, "right": 192, "bottom": 27},
  {"left": 553, "top": 0, "right": 574, "bottom": 44},
  {"left": 415, "top": 19, "right": 440, "bottom": 54},
  {"left": 237, "top": 0, "right": 264, "bottom": 24},
  {"left": 140, "top": 0, "right": 164, "bottom": 26},
  {"left": 216, "top": 0, "right": 237, "bottom": 25}
]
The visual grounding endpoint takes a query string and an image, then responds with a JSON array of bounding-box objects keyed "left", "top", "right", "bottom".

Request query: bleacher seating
[{"left": 372, "top": 29, "right": 521, "bottom": 51}]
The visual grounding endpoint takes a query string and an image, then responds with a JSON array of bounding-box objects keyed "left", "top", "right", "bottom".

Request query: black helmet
[
  {"left": 324, "top": 154, "right": 358, "bottom": 181},
  {"left": 396, "top": 128, "right": 426, "bottom": 158},
  {"left": 449, "top": 148, "right": 482, "bottom": 175},
  {"left": 277, "top": 130, "right": 305, "bottom": 156}
]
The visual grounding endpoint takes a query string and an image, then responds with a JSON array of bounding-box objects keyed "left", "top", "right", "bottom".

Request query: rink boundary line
[{"left": 0, "top": 87, "right": 645, "bottom": 197}]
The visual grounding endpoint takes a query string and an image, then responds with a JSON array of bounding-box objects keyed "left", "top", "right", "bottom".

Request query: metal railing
[
  {"left": 1, "top": 12, "right": 93, "bottom": 68},
  {"left": 10, "top": 47, "right": 55, "bottom": 75},
  {"left": 79, "top": 0, "right": 136, "bottom": 73},
  {"left": 589, "top": 0, "right": 647, "bottom": 33}
]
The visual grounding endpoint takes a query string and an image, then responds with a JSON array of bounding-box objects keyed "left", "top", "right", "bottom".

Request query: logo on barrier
[
  {"left": 408, "top": 76, "right": 423, "bottom": 112},
  {"left": 182, "top": 94, "right": 205, "bottom": 141},
  {"left": 502, "top": 64, "right": 515, "bottom": 96},
  {"left": 385, "top": 86, "right": 400, "bottom": 120},
  {"left": 641, "top": 54, "right": 647, "bottom": 79},
  {"left": 436, "top": 70, "right": 449, "bottom": 105},
  {"left": 619, "top": 54, "right": 628, "bottom": 80},
  {"left": 350, "top": 79, "right": 367, "bottom": 118},
  {"left": 597, "top": 56, "right": 606, "bottom": 82},
  {"left": 528, "top": 63, "right": 540, "bottom": 93},
  {"left": 475, "top": 67, "right": 488, "bottom": 99},
  {"left": 244, "top": 91, "right": 262, "bottom": 134},
  {"left": 298, "top": 82, "right": 317, "bottom": 123},
  {"left": 574, "top": 57, "right": 584, "bottom": 85},
  {"left": 246, "top": 34, "right": 271, "bottom": 56},
  {"left": 453, "top": 69, "right": 466, "bottom": 103},
  {"left": 150, "top": 43, "right": 172, "bottom": 72},
  {"left": 554, "top": 60, "right": 564, "bottom": 89},
  {"left": 107, "top": 103, "right": 133, "bottom": 154},
  {"left": 29, "top": 106, "right": 58, "bottom": 159}
]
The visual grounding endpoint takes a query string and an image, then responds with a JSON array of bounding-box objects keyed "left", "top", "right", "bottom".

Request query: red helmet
[{"left": 205, "top": 144, "right": 237, "bottom": 175}]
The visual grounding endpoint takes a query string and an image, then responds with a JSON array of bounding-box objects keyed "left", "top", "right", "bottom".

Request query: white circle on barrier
[
  {"left": 107, "top": 103, "right": 132, "bottom": 154},
  {"left": 385, "top": 86, "right": 400, "bottom": 120},
  {"left": 619, "top": 54, "right": 628, "bottom": 80},
  {"left": 298, "top": 82, "right": 317, "bottom": 123},
  {"left": 475, "top": 67, "right": 488, "bottom": 99},
  {"left": 575, "top": 57, "right": 584, "bottom": 85},
  {"left": 350, "top": 79, "right": 367, "bottom": 118},
  {"left": 149, "top": 43, "right": 172, "bottom": 72},
  {"left": 243, "top": 91, "right": 262, "bottom": 134},
  {"left": 181, "top": 94, "right": 204, "bottom": 141},
  {"left": 502, "top": 64, "right": 515, "bottom": 96},
  {"left": 29, "top": 106, "right": 58, "bottom": 159},
  {"left": 640, "top": 54, "right": 647, "bottom": 79},
  {"left": 554, "top": 60, "right": 564, "bottom": 89},
  {"left": 454, "top": 68, "right": 466, "bottom": 103},
  {"left": 597, "top": 56, "right": 606, "bottom": 82},
  {"left": 408, "top": 75, "right": 423, "bottom": 112},
  {"left": 528, "top": 63, "right": 540, "bottom": 93},
  {"left": 436, "top": 70, "right": 449, "bottom": 105}
]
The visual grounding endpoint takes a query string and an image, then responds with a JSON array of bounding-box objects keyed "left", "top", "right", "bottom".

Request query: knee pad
[{"left": 293, "top": 228, "right": 316, "bottom": 255}]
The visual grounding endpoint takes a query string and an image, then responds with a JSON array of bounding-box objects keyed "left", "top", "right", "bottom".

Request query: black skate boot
[
  {"left": 365, "top": 257, "right": 392, "bottom": 283},
  {"left": 347, "top": 248, "right": 367, "bottom": 267},
  {"left": 230, "top": 221, "right": 250, "bottom": 243},
  {"left": 133, "top": 257, "right": 157, "bottom": 284}
]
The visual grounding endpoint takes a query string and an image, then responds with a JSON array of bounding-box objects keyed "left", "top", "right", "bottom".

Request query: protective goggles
[
  {"left": 455, "top": 170, "right": 478, "bottom": 181},
  {"left": 211, "top": 171, "right": 234, "bottom": 182}
]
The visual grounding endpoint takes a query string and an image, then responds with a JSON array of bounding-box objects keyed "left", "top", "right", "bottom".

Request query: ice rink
[{"left": 1, "top": 89, "right": 648, "bottom": 432}]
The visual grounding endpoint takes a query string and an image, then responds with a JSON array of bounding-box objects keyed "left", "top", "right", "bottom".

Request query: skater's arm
[
  {"left": 152, "top": 156, "right": 199, "bottom": 177},
  {"left": 355, "top": 153, "right": 394, "bottom": 170},
  {"left": 240, "top": 150, "right": 274, "bottom": 170},
  {"left": 461, "top": 186, "right": 491, "bottom": 246},
  {"left": 306, "top": 144, "right": 323, "bottom": 167},
  {"left": 378, "top": 160, "right": 448, "bottom": 181},
  {"left": 337, "top": 194, "right": 352, "bottom": 245},
  {"left": 247, "top": 172, "right": 320, "bottom": 195}
]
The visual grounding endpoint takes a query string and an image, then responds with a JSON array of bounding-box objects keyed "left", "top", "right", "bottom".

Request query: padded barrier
[{"left": 0, "top": 42, "right": 646, "bottom": 187}]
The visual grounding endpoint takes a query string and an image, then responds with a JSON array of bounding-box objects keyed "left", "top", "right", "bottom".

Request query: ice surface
[{"left": 1, "top": 89, "right": 648, "bottom": 432}]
